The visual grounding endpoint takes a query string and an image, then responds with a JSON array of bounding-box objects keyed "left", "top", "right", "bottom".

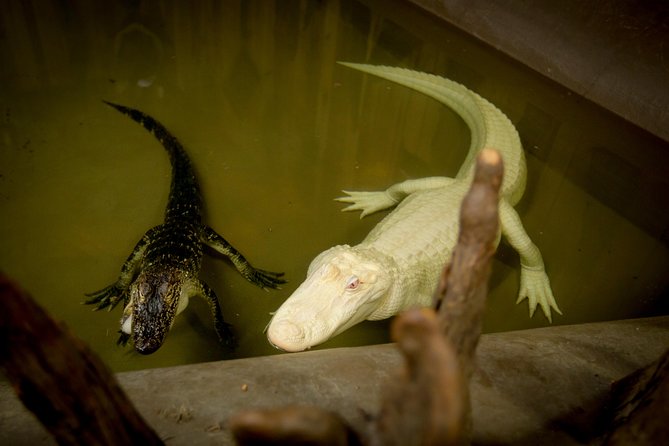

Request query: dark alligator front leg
[
  {"left": 201, "top": 226, "right": 286, "bottom": 290},
  {"left": 84, "top": 227, "right": 156, "bottom": 311},
  {"left": 198, "top": 280, "right": 236, "bottom": 348}
]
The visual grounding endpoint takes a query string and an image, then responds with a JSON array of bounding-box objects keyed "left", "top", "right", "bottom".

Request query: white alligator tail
[{"left": 338, "top": 62, "right": 527, "bottom": 205}]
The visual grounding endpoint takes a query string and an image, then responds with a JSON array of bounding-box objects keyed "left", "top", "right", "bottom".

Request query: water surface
[{"left": 1, "top": 0, "right": 667, "bottom": 372}]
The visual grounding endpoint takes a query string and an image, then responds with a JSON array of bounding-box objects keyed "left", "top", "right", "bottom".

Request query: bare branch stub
[
  {"left": 229, "top": 405, "right": 362, "bottom": 446},
  {"left": 372, "top": 149, "right": 504, "bottom": 446},
  {"left": 0, "top": 274, "right": 164, "bottom": 446},
  {"left": 433, "top": 148, "right": 503, "bottom": 373},
  {"left": 371, "top": 308, "right": 465, "bottom": 446}
]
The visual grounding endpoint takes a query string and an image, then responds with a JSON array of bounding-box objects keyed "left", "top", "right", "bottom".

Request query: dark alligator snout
[
  {"left": 134, "top": 341, "right": 161, "bottom": 355},
  {"left": 132, "top": 286, "right": 173, "bottom": 354},
  {"left": 132, "top": 322, "right": 169, "bottom": 355},
  {"left": 133, "top": 325, "right": 168, "bottom": 355}
]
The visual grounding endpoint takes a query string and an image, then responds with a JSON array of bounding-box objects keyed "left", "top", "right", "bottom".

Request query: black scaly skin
[{"left": 85, "top": 101, "right": 285, "bottom": 355}]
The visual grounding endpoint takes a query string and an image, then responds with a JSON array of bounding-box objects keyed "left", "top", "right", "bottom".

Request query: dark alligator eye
[
  {"left": 158, "top": 282, "right": 169, "bottom": 296},
  {"left": 139, "top": 282, "right": 153, "bottom": 297}
]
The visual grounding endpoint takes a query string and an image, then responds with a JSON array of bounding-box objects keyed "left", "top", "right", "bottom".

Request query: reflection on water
[{"left": 1, "top": 0, "right": 667, "bottom": 373}]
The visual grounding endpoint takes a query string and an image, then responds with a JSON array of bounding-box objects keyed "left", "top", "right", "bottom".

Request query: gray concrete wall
[
  {"left": 2, "top": 316, "right": 668, "bottom": 445},
  {"left": 407, "top": 0, "right": 669, "bottom": 143}
]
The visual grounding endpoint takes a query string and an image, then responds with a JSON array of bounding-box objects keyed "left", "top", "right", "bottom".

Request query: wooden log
[{"left": 0, "top": 274, "right": 163, "bottom": 446}]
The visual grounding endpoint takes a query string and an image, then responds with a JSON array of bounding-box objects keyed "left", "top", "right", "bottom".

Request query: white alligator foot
[
  {"left": 516, "top": 268, "right": 562, "bottom": 323},
  {"left": 335, "top": 190, "right": 398, "bottom": 218}
]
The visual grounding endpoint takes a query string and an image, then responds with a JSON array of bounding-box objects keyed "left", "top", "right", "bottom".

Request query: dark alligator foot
[
  {"left": 250, "top": 269, "right": 286, "bottom": 290},
  {"left": 84, "top": 284, "right": 125, "bottom": 311},
  {"left": 216, "top": 320, "right": 237, "bottom": 350}
]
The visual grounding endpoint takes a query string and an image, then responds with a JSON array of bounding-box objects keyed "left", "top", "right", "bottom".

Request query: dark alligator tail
[{"left": 102, "top": 100, "right": 201, "bottom": 222}]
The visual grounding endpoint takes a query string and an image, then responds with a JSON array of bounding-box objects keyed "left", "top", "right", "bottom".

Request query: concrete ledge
[
  {"left": 407, "top": 0, "right": 669, "bottom": 143},
  {"left": 2, "top": 316, "right": 668, "bottom": 445}
]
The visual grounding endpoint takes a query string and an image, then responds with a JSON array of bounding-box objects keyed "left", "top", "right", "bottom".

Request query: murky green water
[{"left": 1, "top": 0, "right": 668, "bottom": 373}]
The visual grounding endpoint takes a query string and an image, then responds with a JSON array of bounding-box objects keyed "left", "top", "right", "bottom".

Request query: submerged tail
[
  {"left": 338, "top": 62, "right": 526, "bottom": 204},
  {"left": 103, "top": 101, "right": 201, "bottom": 221}
]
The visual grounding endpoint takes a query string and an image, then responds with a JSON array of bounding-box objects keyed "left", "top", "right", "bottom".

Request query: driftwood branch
[
  {"left": 372, "top": 148, "right": 503, "bottom": 446},
  {"left": 370, "top": 308, "right": 464, "bottom": 446},
  {"left": 433, "top": 148, "right": 502, "bottom": 373},
  {"left": 229, "top": 405, "right": 362, "bottom": 446},
  {"left": 231, "top": 149, "right": 504, "bottom": 446},
  {"left": 0, "top": 274, "right": 163, "bottom": 446}
]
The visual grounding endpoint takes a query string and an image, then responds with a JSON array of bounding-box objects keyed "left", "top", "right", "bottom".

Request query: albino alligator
[
  {"left": 267, "top": 63, "right": 561, "bottom": 352},
  {"left": 86, "top": 101, "right": 285, "bottom": 355}
]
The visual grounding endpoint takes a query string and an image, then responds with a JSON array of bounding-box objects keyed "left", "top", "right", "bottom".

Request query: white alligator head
[{"left": 267, "top": 245, "right": 391, "bottom": 352}]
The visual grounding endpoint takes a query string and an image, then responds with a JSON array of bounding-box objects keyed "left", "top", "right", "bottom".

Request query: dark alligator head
[{"left": 121, "top": 266, "right": 184, "bottom": 354}]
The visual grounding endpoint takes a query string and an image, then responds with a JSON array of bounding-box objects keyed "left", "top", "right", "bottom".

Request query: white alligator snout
[{"left": 267, "top": 319, "right": 308, "bottom": 352}]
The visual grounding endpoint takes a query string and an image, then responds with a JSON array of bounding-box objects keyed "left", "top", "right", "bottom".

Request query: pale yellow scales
[{"left": 268, "top": 63, "right": 561, "bottom": 352}]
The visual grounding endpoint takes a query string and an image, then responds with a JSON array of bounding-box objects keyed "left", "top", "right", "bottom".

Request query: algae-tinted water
[{"left": 1, "top": 0, "right": 667, "bottom": 373}]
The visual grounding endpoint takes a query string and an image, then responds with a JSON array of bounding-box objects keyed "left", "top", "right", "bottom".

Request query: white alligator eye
[{"left": 345, "top": 276, "right": 360, "bottom": 290}]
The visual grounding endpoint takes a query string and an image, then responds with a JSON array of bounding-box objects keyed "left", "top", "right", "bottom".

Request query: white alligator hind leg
[
  {"left": 499, "top": 199, "right": 561, "bottom": 322},
  {"left": 336, "top": 176, "right": 455, "bottom": 218}
]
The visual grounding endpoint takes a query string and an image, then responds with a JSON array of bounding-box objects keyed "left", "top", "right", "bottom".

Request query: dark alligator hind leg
[
  {"left": 198, "top": 280, "right": 236, "bottom": 348},
  {"left": 201, "top": 226, "right": 286, "bottom": 290}
]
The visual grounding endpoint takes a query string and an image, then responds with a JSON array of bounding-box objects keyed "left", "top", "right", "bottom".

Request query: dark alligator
[{"left": 86, "top": 101, "right": 285, "bottom": 355}]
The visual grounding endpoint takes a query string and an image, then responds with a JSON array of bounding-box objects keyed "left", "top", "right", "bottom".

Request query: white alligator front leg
[
  {"left": 336, "top": 176, "right": 455, "bottom": 218},
  {"left": 499, "top": 199, "right": 562, "bottom": 322}
]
